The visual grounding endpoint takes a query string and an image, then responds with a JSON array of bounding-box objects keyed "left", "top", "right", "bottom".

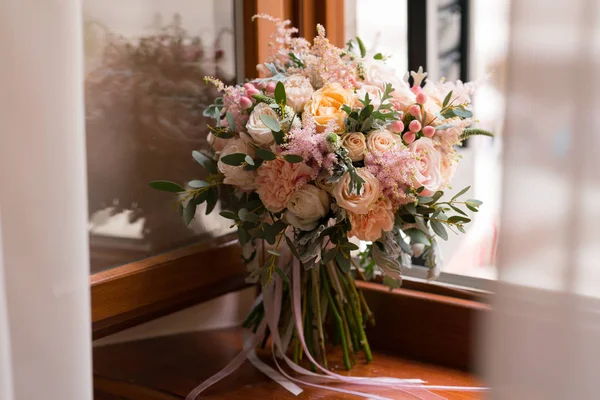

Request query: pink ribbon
[{"left": 186, "top": 257, "right": 488, "bottom": 399}]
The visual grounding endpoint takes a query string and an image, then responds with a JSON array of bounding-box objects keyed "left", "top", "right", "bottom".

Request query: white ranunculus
[
  {"left": 284, "top": 75, "right": 314, "bottom": 113},
  {"left": 246, "top": 103, "right": 279, "bottom": 146},
  {"left": 217, "top": 138, "right": 256, "bottom": 191},
  {"left": 284, "top": 184, "right": 330, "bottom": 231}
]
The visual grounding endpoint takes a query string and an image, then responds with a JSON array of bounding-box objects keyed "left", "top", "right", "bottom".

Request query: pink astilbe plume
[
  {"left": 284, "top": 113, "right": 327, "bottom": 177},
  {"left": 252, "top": 14, "right": 310, "bottom": 68},
  {"left": 365, "top": 148, "right": 416, "bottom": 209},
  {"left": 205, "top": 76, "right": 248, "bottom": 132}
]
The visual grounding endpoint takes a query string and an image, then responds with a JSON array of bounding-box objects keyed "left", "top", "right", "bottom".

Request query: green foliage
[
  {"left": 283, "top": 154, "right": 303, "bottom": 164},
  {"left": 288, "top": 52, "right": 305, "bottom": 68},
  {"left": 192, "top": 150, "right": 218, "bottom": 174},
  {"left": 202, "top": 97, "right": 223, "bottom": 122},
  {"left": 274, "top": 81, "right": 286, "bottom": 107},
  {"left": 255, "top": 148, "right": 277, "bottom": 161},
  {"left": 220, "top": 153, "right": 247, "bottom": 166},
  {"left": 149, "top": 181, "right": 185, "bottom": 192},
  {"left": 442, "top": 91, "right": 453, "bottom": 108},
  {"left": 460, "top": 128, "right": 495, "bottom": 141},
  {"left": 343, "top": 83, "right": 400, "bottom": 132},
  {"left": 355, "top": 36, "right": 367, "bottom": 58},
  {"left": 259, "top": 114, "right": 281, "bottom": 132}
]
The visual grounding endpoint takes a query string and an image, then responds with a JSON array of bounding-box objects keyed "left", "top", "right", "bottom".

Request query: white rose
[
  {"left": 366, "top": 130, "right": 399, "bottom": 154},
  {"left": 342, "top": 132, "right": 366, "bottom": 161},
  {"left": 356, "top": 84, "right": 383, "bottom": 109},
  {"left": 246, "top": 103, "right": 279, "bottom": 146},
  {"left": 362, "top": 59, "right": 416, "bottom": 112},
  {"left": 284, "top": 185, "right": 330, "bottom": 231},
  {"left": 408, "top": 137, "right": 443, "bottom": 196},
  {"left": 284, "top": 75, "right": 314, "bottom": 113},
  {"left": 217, "top": 138, "right": 256, "bottom": 191}
]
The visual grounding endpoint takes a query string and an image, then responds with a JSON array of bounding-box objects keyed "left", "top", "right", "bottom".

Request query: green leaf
[
  {"left": 245, "top": 155, "right": 255, "bottom": 166},
  {"left": 274, "top": 81, "right": 286, "bottom": 106},
  {"left": 323, "top": 248, "right": 337, "bottom": 264},
  {"left": 272, "top": 130, "right": 285, "bottom": 145},
  {"left": 404, "top": 228, "right": 430, "bottom": 245},
  {"left": 285, "top": 236, "right": 302, "bottom": 260},
  {"left": 447, "top": 215, "right": 471, "bottom": 224},
  {"left": 220, "top": 153, "right": 247, "bottom": 166},
  {"left": 451, "top": 185, "right": 471, "bottom": 201},
  {"left": 373, "top": 52, "right": 384, "bottom": 60},
  {"left": 205, "top": 187, "right": 217, "bottom": 215},
  {"left": 335, "top": 251, "right": 351, "bottom": 273},
  {"left": 416, "top": 186, "right": 425, "bottom": 194},
  {"left": 219, "top": 210, "right": 239, "bottom": 220},
  {"left": 453, "top": 106, "right": 473, "bottom": 118},
  {"left": 188, "top": 180, "right": 210, "bottom": 188},
  {"left": 177, "top": 203, "right": 184, "bottom": 216},
  {"left": 450, "top": 205, "right": 468, "bottom": 216},
  {"left": 417, "top": 196, "right": 434, "bottom": 205},
  {"left": 149, "top": 180, "right": 186, "bottom": 192},
  {"left": 466, "top": 203, "right": 480, "bottom": 212},
  {"left": 255, "top": 148, "right": 277, "bottom": 161},
  {"left": 435, "top": 123, "right": 457, "bottom": 130},
  {"left": 238, "top": 226, "right": 249, "bottom": 246},
  {"left": 226, "top": 112, "right": 236, "bottom": 131},
  {"left": 404, "top": 203, "right": 417, "bottom": 215},
  {"left": 359, "top": 104, "right": 374, "bottom": 120},
  {"left": 457, "top": 225, "right": 466, "bottom": 233},
  {"left": 184, "top": 202, "right": 197, "bottom": 225},
  {"left": 283, "top": 154, "right": 303, "bottom": 164},
  {"left": 238, "top": 208, "right": 248, "bottom": 221},
  {"left": 260, "top": 114, "right": 281, "bottom": 132},
  {"left": 466, "top": 199, "right": 483, "bottom": 206},
  {"left": 442, "top": 91, "right": 453, "bottom": 108},
  {"left": 210, "top": 128, "right": 235, "bottom": 139},
  {"left": 274, "top": 266, "right": 290, "bottom": 284},
  {"left": 430, "top": 220, "right": 448, "bottom": 240},
  {"left": 356, "top": 36, "right": 367, "bottom": 58},
  {"left": 192, "top": 150, "right": 218, "bottom": 174}
]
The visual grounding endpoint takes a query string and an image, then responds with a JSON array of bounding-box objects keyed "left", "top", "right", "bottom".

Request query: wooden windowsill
[{"left": 93, "top": 327, "right": 484, "bottom": 400}]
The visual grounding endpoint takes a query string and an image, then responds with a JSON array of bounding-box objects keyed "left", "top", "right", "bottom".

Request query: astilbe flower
[
  {"left": 301, "top": 25, "right": 358, "bottom": 88},
  {"left": 283, "top": 113, "right": 328, "bottom": 177},
  {"left": 433, "top": 117, "right": 472, "bottom": 186},
  {"left": 365, "top": 148, "right": 417, "bottom": 209},
  {"left": 252, "top": 14, "right": 310, "bottom": 67},
  {"left": 205, "top": 76, "right": 248, "bottom": 133}
]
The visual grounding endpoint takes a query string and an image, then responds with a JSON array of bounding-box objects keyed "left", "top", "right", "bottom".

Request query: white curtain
[
  {"left": 0, "top": 1, "right": 93, "bottom": 400},
  {"left": 484, "top": 0, "right": 600, "bottom": 398}
]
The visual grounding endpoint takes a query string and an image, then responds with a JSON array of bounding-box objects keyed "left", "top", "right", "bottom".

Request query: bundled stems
[
  {"left": 311, "top": 268, "right": 328, "bottom": 369},
  {"left": 321, "top": 267, "right": 352, "bottom": 370}
]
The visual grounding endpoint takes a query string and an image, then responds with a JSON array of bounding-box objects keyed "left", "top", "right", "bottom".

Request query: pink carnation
[
  {"left": 349, "top": 198, "right": 394, "bottom": 241},
  {"left": 256, "top": 158, "right": 312, "bottom": 212}
]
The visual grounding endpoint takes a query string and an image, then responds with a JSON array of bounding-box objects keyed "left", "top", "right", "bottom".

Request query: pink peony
[
  {"left": 408, "top": 138, "right": 443, "bottom": 196},
  {"left": 256, "top": 158, "right": 312, "bottom": 212},
  {"left": 349, "top": 198, "right": 394, "bottom": 241}
]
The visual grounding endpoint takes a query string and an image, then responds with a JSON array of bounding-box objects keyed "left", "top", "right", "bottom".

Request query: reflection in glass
[{"left": 83, "top": 2, "right": 236, "bottom": 272}]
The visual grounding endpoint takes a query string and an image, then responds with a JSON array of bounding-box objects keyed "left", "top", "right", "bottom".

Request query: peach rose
[
  {"left": 306, "top": 83, "right": 354, "bottom": 133},
  {"left": 366, "top": 130, "right": 398, "bottom": 154},
  {"left": 342, "top": 132, "right": 366, "bottom": 161},
  {"left": 284, "top": 184, "right": 330, "bottom": 231},
  {"left": 349, "top": 198, "right": 394, "bottom": 241},
  {"left": 256, "top": 158, "right": 313, "bottom": 212},
  {"left": 408, "top": 138, "right": 442, "bottom": 196},
  {"left": 217, "top": 138, "right": 256, "bottom": 191},
  {"left": 333, "top": 169, "right": 381, "bottom": 215}
]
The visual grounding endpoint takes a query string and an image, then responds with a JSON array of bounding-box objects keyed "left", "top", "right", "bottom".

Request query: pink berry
[
  {"left": 422, "top": 125, "right": 435, "bottom": 137},
  {"left": 409, "top": 120, "right": 422, "bottom": 132},
  {"left": 240, "top": 96, "right": 253, "bottom": 110},
  {"left": 244, "top": 83, "right": 256, "bottom": 91},
  {"left": 411, "top": 85, "right": 422, "bottom": 94},
  {"left": 416, "top": 92, "right": 427, "bottom": 105},
  {"left": 403, "top": 131, "right": 416, "bottom": 144},
  {"left": 266, "top": 82, "right": 276, "bottom": 93},
  {"left": 246, "top": 88, "right": 260, "bottom": 97},
  {"left": 390, "top": 120, "right": 405, "bottom": 134},
  {"left": 256, "top": 81, "right": 267, "bottom": 90},
  {"left": 409, "top": 105, "right": 421, "bottom": 118}
]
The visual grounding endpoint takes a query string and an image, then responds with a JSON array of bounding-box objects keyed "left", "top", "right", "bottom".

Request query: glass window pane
[{"left": 83, "top": 1, "right": 237, "bottom": 273}]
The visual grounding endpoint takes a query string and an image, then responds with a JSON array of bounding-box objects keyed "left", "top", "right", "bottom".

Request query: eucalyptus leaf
[
  {"left": 274, "top": 81, "right": 286, "bottom": 106},
  {"left": 184, "top": 202, "right": 197, "bottom": 225},
  {"left": 188, "top": 180, "right": 210, "bottom": 188},
  {"left": 245, "top": 155, "right": 255, "bottom": 166},
  {"left": 219, "top": 210, "right": 239, "bottom": 220},
  {"left": 220, "top": 153, "right": 247, "bottom": 166},
  {"left": 451, "top": 186, "right": 471, "bottom": 201},
  {"left": 274, "top": 266, "right": 290, "bottom": 284},
  {"left": 442, "top": 91, "right": 453, "bottom": 108},
  {"left": 260, "top": 114, "right": 281, "bottom": 132},
  {"left": 256, "top": 148, "right": 277, "bottom": 161},
  {"left": 149, "top": 180, "right": 186, "bottom": 192},
  {"left": 404, "top": 228, "right": 430, "bottom": 245},
  {"left": 283, "top": 154, "right": 303, "bottom": 164},
  {"left": 226, "top": 112, "right": 236, "bottom": 131},
  {"left": 356, "top": 36, "right": 367, "bottom": 58},
  {"left": 205, "top": 187, "right": 217, "bottom": 215},
  {"left": 430, "top": 220, "right": 448, "bottom": 240}
]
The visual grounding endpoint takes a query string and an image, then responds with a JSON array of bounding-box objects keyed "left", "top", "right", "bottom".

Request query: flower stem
[
  {"left": 311, "top": 268, "right": 327, "bottom": 369},
  {"left": 342, "top": 273, "right": 373, "bottom": 362},
  {"left": 322, "top": 267, "right": 351, "bottom": 370},
  {"left": 327, "top": 263, "right": 356, "bottom": 364}
]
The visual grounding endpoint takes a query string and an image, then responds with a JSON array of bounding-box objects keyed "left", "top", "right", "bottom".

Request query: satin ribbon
[{"left": 186, "top": 257, "right": 489, "bottom": 399}]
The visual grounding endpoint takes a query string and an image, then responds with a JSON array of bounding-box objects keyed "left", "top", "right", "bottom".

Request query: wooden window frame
[{"left": 90, "top": 0, "right": 489, "bottom": 370}]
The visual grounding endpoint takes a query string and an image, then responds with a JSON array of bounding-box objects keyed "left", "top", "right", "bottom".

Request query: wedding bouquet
[{"left": 151, "top": 14, "right": 492, "bottom": 398}]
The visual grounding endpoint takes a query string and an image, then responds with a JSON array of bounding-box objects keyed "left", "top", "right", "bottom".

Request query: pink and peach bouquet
[{"left": 151, "top": 15, "right": 493, "bottom": 390}]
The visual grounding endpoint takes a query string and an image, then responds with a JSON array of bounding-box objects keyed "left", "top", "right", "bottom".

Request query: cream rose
[
  {"left": 342, "top": 132, "right": 366, "bottom": 162},
  {"left": 408, "top": 137, "right": 443, "bottom": 196},
  {"left": 284, "top": 184, "right": 330, "bottom": 231},
  {"left": 246, "top": 103, "right": 279, "bottom": 146},
  {"left": 356, "top": 84, "right": 383, "bottom": 109},
  {"left": 333, "top": 169, "right": 381, "bottom": 215},
  {"left": 217, "top": 138, "right": 256, "bottom": 191},
  {"left": 284, "top": 75, "right": 314, "bottom": 113},
  {"left": 366, "top": 130, "right": 398, "bottom": 154},
  {"left": 306, "top": 83, "right": 355, "bottom": 133}
]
